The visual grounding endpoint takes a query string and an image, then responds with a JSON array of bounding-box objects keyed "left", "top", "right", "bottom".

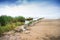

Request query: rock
[{"left": 24, "top": 31, "right": 30, "bottom": 34}]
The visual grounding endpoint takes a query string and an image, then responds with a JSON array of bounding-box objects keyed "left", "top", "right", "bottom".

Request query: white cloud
[{"left": 0, "top": 2, "right": 60, "bottom": 19}]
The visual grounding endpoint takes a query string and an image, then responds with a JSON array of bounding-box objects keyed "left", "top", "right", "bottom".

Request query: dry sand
[{"left": 0, "top": 19, "right": 60, "bottom": 40}]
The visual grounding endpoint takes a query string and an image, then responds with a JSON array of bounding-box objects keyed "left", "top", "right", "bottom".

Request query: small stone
[{"left": 24, "top": 31, "right": 30, "bottom": 34}]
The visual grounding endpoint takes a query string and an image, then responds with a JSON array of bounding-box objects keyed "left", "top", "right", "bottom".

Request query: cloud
[
  {"left": 0, "top": 0, "right": 60, "bottom": 19},
  {"left": 0, "top": 2, "right": 60, "bottom": 19}
]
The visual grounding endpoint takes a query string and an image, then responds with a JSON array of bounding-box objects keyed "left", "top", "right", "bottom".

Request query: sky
[{"left": 0, "top": 0, "right": 60, "bottom": 19}]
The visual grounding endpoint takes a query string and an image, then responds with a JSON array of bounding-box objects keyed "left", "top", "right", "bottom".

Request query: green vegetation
[
  {"left": 0, "top": 15, "right": 13, "bottom": 26},
  {"left": 26, "top": 17, "right": 33, "bottom": 21},
  {"left": 0, "top": 15, "right": 44, "bottom": 36},
  {"left": 0, "top": 15, "right": 25, "bottom": 35}
]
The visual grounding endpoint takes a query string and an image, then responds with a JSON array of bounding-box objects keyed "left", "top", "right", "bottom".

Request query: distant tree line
[{"left": 25, "top": 17, "right": 33, "bottom": 21}]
